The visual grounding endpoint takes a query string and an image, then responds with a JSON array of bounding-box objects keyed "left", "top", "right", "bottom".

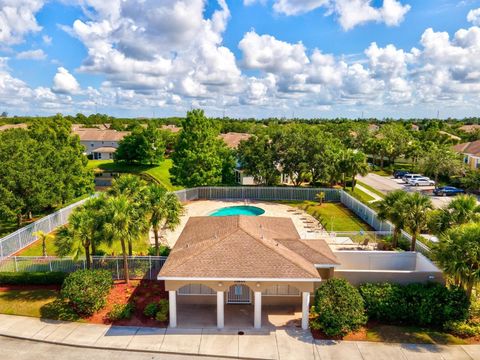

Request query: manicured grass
[
  {"left": 357, "top": 181, "right": 385, "bottom": 199},
  {"left": 88, "top": 159, "right": 182, "bottom": 191},
  {"left": 17, "top": 233, "right": 151, "bottom": 256},
  {"left": 366, "top": 324, "right": 467, "bottom": 345},
  {"left": 283, "top": 201, "right": 373, "bottom": 232},
  {"left": 0, "top": 289, "right": 59, "bottom": 318}
]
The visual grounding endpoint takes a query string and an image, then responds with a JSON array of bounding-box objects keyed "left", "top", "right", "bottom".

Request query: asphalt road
[
  {"left": 357, "top": 173, "right": 454, "bottom": 209},
  {"left": 0, "top": 335, "right": 229, "bottom": 360}
]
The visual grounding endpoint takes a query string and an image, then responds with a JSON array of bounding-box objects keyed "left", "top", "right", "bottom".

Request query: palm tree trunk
[
  {"left": 120, "top": 239, "right": 129, "bottom": 283},
  {"left": 410, "top": 233, "right": 417, "bottom": 252},
  {"left": 128, "top": 240, "right": 133, "bottom": 256},
  {"left": 392, "top": 228, "right": 399, "bottom": 249},
  {"left": 154, "top": 226, "right": 160, "bottom": 256},
  {"left": 17, "top": 213, "right": 22, "bottom": 228},
  {"left": 466, "top": 278, "right": 474, "bottom": 300},
  {"left": 42, "top": 238, "right": 47, "bottom": 257},
  {"left": 91, "top": 240, "right": 96, "bottom": 256},
  {"left": 351, "top": 175, "right": 356, "bottom": 191},
  {"left": 85, "top": 244, "right": 91, "bottom": 270}
]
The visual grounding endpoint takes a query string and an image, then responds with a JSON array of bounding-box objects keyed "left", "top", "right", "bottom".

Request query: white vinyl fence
[{"left": 0, "top": 256, "right": 167, "bottom": 280}]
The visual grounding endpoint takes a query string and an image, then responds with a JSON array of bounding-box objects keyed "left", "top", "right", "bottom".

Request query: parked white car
[
  {"left": 402, "top": 174, "right": 423, "bottom": 183},
  {"left": 409, "top": 177, "right": 435, "bottom": 186}
]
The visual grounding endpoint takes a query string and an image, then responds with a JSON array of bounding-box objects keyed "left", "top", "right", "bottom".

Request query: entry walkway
[{"left": 0, "top": 314, "right": 478, "bottom": 360}]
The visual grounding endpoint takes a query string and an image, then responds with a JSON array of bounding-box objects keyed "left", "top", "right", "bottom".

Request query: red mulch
[{"left": 86, "top": 279, "right": 168, "bottom": 327}]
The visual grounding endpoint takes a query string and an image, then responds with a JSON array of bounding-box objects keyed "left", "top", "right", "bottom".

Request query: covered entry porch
[{"left": 165, "top": 280, "right": 314, "bottom": 330}]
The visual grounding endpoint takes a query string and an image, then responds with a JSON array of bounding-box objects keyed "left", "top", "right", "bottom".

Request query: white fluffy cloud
[
  {"left": 467, "top": 8, "right": 480, "bottom": 26},
  {"left": 0, "top": 0, "right": 44, "bottom": 45},
  {"left": 52, "top": 67, "right": 80, "bottom": 94},
  {"left": 245, "top": 0, "right": 410, "bottom": 30},
  {"left": 16, "top": 49, "right": 46, "bottom": 60}
]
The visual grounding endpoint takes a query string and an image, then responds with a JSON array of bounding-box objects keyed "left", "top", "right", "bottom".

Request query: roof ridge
[
  {"left": 298, "top": 240, "right": 339, "bottom": 264},
  {"left": 238, "top": 227, "right": 320, "bottom": 278}
]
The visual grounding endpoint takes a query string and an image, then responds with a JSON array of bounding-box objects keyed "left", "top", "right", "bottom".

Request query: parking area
[{"left": 358, "top": 173, "right": 457, "bottom": 209}]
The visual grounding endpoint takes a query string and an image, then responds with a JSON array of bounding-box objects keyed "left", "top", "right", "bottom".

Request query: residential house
[
  {"left": 158, "top": 216, "right": 442, "bottom": 329},
  {"left": 91, "top": 146, "right": 116, "bottom": 160},
  {"left": 459, "top": 124, "right": 480, "bottom": 133},
  {"left": 0, "top": 123, "right": 28, "bottom": 131},
  {"left": 72, "top": 127, "right": 130, "bottom": 155},
  {"left": 453, "top": 140, "right": 480, "bottom": 169}
]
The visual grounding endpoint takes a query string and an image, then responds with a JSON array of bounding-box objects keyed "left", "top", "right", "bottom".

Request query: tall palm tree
[
  {"left": 338, "top": 149, "right": 369, "bottom": 190},
  {"left": 404, "top": 192, "right": 433, "bottom": 251},
  {"left": 103, "top": 195, "right": 147, "bottom": 283},
  {"left": 108, "top": 174, "right": 148, "bottom": 255},
  {"left": 434, "top": 222, "right": 480, "bottom": 300},
  {"left": 32, "top": 231, "right": 53, "bottom": 257},
  {"left": 146, "top": 184, "right": 184, "bottom": 256},
  {"left": 377, "top": 190, "right": 409, "bottom": 248}
]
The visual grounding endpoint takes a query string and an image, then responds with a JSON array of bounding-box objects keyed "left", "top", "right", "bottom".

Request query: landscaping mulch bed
[{"left": 87, "top": 279, "right": 168, "bottom": 327}]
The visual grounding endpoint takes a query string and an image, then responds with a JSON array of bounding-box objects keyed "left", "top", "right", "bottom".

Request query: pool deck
[{"left": 150, "top": 200, "right": 328, "bottom": 248}]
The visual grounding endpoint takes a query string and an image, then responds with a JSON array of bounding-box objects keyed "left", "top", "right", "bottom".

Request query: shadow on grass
[
  {"left": 40, "top": 299, "right": 80, "bottom": 322},
  {"left": 0, "top": 289, "right": 58, "bottom": 302},
  {"left": 366, "top": 324, "right": 467, "bottom": 345},
  {"left": 97, "top": 162, "right": 156, "bottom": 174}
]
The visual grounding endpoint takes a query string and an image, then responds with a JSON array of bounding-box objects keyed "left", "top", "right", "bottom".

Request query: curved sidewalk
[{"left": 0, "top": 314, "right": 478, "bottom": 360}]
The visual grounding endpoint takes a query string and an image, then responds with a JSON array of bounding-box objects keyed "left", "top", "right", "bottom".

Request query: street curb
[{"left": 0, "top": 332, "right": 272, "bottom": 360}]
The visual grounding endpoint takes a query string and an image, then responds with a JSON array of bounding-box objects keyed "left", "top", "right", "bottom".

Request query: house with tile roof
[
  {"left": 72, "top": 127, "right": 130, "bottom": 155},
  {"left": 158, "top": 215, "right": 441, "bottom": 329},
  {"left": 453, "top": 140, "right": 480, "bottom": 170}
]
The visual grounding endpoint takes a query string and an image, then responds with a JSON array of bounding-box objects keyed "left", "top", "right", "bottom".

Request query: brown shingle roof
[
  {"left": 159, "top": 216, "right": 338, "bottom": 280},
  {"left": 459, "top": 124, "right": 480, "bottom": 133},
  {"left": 219, "top": 132, "right": 252, "bottom": 149},
  {"left": 73, "top": 128, "right": 130, "bottom": 142},
  {"left": 161, "top": 125, "right": 181, "bottom": 133},
  {"left": 453, "top": 140, "right": 480, "bottom": 156},
  {"left": 92, "top": 146, "right": 117, "bottom": 153}
]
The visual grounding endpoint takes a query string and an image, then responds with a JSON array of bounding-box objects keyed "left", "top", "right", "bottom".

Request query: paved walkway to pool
[
  {"left": 0, "top": 314, "right": 478, "bottom": 360},
  {"left": 151, "top": 200, "right": 329, "bottom": 248}
]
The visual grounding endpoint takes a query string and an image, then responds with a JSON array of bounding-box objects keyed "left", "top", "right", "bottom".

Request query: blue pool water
[{"left": 209, "top": 205, "right": 265, "bottom": 217}]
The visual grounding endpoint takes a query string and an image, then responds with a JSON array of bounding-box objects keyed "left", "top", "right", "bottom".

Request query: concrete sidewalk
[{"left": 0, "top": 314, "right": 478, "bottom": 360}]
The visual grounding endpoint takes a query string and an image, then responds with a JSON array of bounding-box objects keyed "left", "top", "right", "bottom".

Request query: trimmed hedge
[
  {"left": 61, "top": 270, "right": 113, "bottom": 317},
  {"left": 359, "top": 282, "right": 469, "bottom": 327},
  {"left": 311, "top": 278, "right": 367, "bottom": 337},
  {"left": 0, "top": 272, "right": 67, "bottom": 285}
]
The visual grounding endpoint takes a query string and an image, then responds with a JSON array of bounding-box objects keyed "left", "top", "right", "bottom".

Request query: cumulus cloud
[
  {"left": 244, "top": 0, "right": 410, "bottom": 30},
  {"left": 16, "top": 49, "right": 46, "bottom": 60},
  {"left": 0, "top": 0, "right": 44, "bottom": 45},
  {"left": 467, "top": 8, "right": 480, "bottom": 26},
  {"left": 52, "top": 67, "right": 80, "bottom": 94}
]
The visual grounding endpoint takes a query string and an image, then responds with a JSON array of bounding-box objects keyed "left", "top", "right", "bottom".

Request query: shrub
[
  {"left": 444, "top": 320, "right": 480, "bottom": 338},
  {"left": 107, "top": 303, "right": 135, "bottom": 321},
  {"left": 143, "top": 302, "right": 158, "bottom": 318},
  {"left": 147, "top": 245, "right": 171, "bottom": 256},
  {"left": 60, "top": 270, "right": 113, "bottom": 317},
  {"left": 0, "top": 272, "right": 67, "bottom": 285},
  {"left": 311, "top": 278, "right": 367, "bottom": 337},
  {"left": 359, "top": 282, "right": 469, "bottom": 327},
  {"left": 155, "top": 299, "right": 169, "bottom": 322}
]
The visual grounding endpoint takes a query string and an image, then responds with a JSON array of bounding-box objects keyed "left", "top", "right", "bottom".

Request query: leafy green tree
[
  {"left": 419, "top": 144, "right": 464, "bottom": 185},
  {"left": 304, "top": 131, "right": 342, "bottom": 186},
  {"left": 428, "top": 195, "right": 480, "bottom": 234},
  {"left": 434, "top": 222, "right": 480, "bottom": 300},
  {"left": 404, "top": 192, "right": 433, "bottom": 251},
  {"left": 171, "top": 109, "right": 232, "bottom": 187},
  {"left": 237, "top": 131, "right": 283, "bottom": 185},
  {"left": 337, "top": 149, "right": 369, "bottom": 190},
  {"left": 377, "top": 190, "right": 409, "bottom": 248},
  {"left": 377, "top": 123, "right": 412, "bottom": 167},
  {"left": 115, "top": 125, "right": 166, "bottom": 165},
  {"left": 461, "top": 170, "right": 480, "bottom": 192},
  {"left": 279, "top": 126, "right": 309, "bottom": 186},
  {"left": 146, "top": 184, "right": 184, "bottom": 256}
]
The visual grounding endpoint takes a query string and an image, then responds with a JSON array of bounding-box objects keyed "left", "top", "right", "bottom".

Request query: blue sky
[{"left": 2, "top": 0, "right": 480, "bottom": 118}]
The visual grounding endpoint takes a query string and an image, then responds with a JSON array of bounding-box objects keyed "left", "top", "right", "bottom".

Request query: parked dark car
[
  {"left": 433, "top": 186, "right": 465, "bottom": 196},
  {"left": 393, "top": 170, "right": 410, "bottom": 179}
]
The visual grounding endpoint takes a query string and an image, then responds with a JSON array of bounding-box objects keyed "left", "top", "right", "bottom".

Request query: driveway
[{"left": 358, "top": 173, "right": 455, "bottom": 209}]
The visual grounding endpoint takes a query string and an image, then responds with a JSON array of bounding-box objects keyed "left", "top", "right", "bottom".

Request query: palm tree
[
  {"left": 377, "top": 190, "right": 409, "bottom": 248},
  {"left": 404, "top": 192, "right": 433, "bottom": 251},
  {"left": 434, "top": 222, "right": 480, "bottom": 300},
  {"left": 338, "top": 149, "right": 369, "bottom": 190},
  {"left": 32, "top": 231, "right": 53, "bottom": 257},
  {"left": 146, "top": 184, "right": 184, "bottom": 256},
  {"left": 108, "top": 175, "right": 148, "bottom": 255},
  {"left": 103, "top": 195, "right": 147, "bottom": 283},
  {"left": 447, "top": 194, "right": 480, "bottom": 225}
]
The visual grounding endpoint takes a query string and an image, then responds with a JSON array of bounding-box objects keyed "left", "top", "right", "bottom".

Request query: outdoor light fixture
[
  {"left": 218, "top": 282, "right": 223, "bottom": 287},
  {"left": 256, "top": 282, "right": 260, "bottom": 287}
]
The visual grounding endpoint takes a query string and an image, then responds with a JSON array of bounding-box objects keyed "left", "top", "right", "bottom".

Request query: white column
[
  {"left": 217, "top": 291, "right": 224, "bottom": 329},
  {"left": 301, "top": 292, "right": 310, "bottom": 330},
  {"left": 169, "top": 290, "right": 177, "bottom": 328},
  {"left": 254, "top": 291, "right": 262, "bottom": 329}
]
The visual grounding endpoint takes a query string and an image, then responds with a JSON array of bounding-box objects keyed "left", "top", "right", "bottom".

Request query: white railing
[{"left": 0, "top": 256, "right": 168, "bottom": 280}]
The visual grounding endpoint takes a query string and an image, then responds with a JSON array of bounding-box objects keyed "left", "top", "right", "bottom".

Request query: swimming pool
[{"left": 209, "top": 205, "right": 265, "bottom": 217}]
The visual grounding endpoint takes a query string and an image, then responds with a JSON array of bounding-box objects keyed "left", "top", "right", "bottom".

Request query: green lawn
[
  {"left": 18, "top": 233, "right": 151, "bottom": 256},
  {"left": 356, "top": 181, "right": 385, "bottom": 199},
  {"left": 282, "top": 201, "right": 373, "bottom": 232},
  {"left": 88, "top": 159, "right": 182, "bottom": 191},
  {"left": 0, "top": 289, "right": 58, "bottom": 318},
  {"left": 366, "top": 324, "right": 467, "bottom": 345}
]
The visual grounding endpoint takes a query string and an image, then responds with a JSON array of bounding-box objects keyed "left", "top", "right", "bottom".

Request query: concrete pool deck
[{"left": 151, "top": 200, "right": 328, "bottom": 248}]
